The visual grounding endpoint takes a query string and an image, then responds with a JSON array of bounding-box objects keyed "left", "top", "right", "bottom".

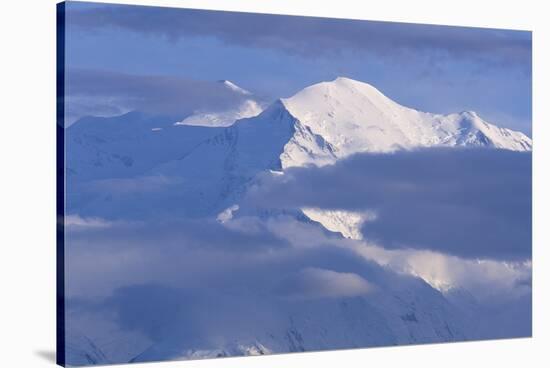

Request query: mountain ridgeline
[{"left": 66, "top": 77, "right": 532, "bottom": 219}]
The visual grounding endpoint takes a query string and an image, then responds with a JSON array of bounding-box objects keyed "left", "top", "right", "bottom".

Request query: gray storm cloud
[
  {"left": 244, "top": 148, "right": 532, "bottom": 261},
  {"left": 66, "top": 4, "right": 531, "bottom": 69}
]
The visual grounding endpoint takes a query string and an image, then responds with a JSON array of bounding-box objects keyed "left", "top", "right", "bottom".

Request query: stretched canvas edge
[{"left": 56, "top": 2, "right": 66, "bottom": 367}]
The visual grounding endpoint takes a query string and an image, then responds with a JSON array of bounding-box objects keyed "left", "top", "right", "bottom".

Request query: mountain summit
[{"left": 275, "top": 77, "right": 531, "bottom": 168}]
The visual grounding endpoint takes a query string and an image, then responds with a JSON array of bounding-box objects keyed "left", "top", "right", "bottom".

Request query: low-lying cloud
[
  {"left": 277, "top": 268, "right": 373, "bottom": 300},
  {"left": 66, "top": 69, "right": 253, "bottom": 124},
  {"left": 64, "top": 198, "right": 531, "bottom": 361},
  {"left": 63, "top": 147, "right": 532, "bottom": 362},
  {"left": 245, "top": 148, "right": 532, "bottom": 261}
]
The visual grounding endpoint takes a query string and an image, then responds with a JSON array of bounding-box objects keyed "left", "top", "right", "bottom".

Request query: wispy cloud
[
  {"left": 277, "top": 267, "right": 373, "bottom": 300},
  {"left": 66, "top": 69, "right": 252, "bottom": 124},
  {"left": 65, "top": 214, "right": 113, "bottom": 229}
]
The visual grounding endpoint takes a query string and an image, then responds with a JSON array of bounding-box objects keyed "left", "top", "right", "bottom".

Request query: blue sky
[{"left": 64, "top": 1, "right": 532, "bottom": 135}]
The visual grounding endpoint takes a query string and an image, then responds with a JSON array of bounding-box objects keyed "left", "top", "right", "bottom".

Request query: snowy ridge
[
  {"left": 67, "top": 77, "right": 531, "bottom": 185},
  {"left": 278, "top": 77, "right": 531, "bottom": 168}
]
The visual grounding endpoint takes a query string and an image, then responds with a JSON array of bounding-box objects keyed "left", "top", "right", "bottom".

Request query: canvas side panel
[{"left": 56, "top": 2, "right": 66, "bottom": 367}]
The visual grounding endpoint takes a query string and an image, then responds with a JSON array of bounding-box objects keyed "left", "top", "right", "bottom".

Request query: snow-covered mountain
[
  {"left": 274, "top": 77, "right": 532, "bottom": 238},
  {"left": 64, "top": 77, "right": 532, "bottom": 365},
  {"left": 279, "top": 77, "right": 531, "bottom": 168},
  {"left": 66, "top": 76, "right": 532, "bottom": 224},
  {"left": 67, "top": 77, "right": 531, "bottom": 183}
]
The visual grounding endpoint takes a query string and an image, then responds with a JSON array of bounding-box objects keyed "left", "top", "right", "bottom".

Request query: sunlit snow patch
[
  {"left": 174, "top": 100, "right": 263, "bottom": 128},
  {"left": 302, "top": 207, "right": 377, "bottom": 240}
]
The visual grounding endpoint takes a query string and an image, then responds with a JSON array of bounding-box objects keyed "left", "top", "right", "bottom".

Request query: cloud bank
[
  {"left": 66, "top": 69, "right": 253, "bottom": 124},
  {"left": 66, "top": 4, "right": 531, "bottom": 69},
  {"left": 245, "top": 148, "right": 532, "bottom": 261}
]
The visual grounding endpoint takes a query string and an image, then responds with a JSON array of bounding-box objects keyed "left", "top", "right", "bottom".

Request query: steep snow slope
[
  {"left": 175, "top": 99, "right": 263, "bottom": 127},
  {"left": 65, "top": 101, "right": 297, "bottom": 219},
  {"left": 66, "top": 80, "right": 263, "bottom": 183},
  {"left": 279, "top": 77, "right": 531, "bottom": 169},
  {"left": 66, "top": 111, "right": 225, "bottom": 182},
  {"left": 146, "top": 101, "right": 297, "bottom": 217}
]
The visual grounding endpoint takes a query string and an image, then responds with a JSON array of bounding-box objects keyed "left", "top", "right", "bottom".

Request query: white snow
[
  {"left": 302, "top": 207, "right": 376, "bottom": 240},
  {"left": 175, "top": 99, "right": 263, "bottom": 127},
  {"left": 279, "top": 77, "right": 531, "bottom": 169}
]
